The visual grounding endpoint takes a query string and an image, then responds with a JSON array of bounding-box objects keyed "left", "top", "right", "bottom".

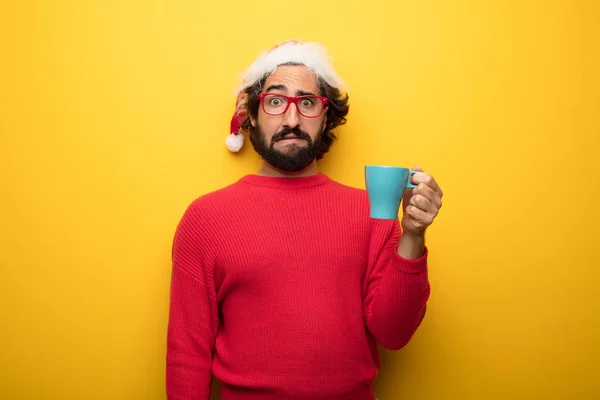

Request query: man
[{"left": 166, "top": 40, "right": 443, "bottom": 400}]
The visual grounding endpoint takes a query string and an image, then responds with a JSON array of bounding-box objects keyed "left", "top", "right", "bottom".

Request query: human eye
[
  {"left": 269, "top": 96, "right": 285, "bottom": 106},
  {"left": 300, "top": 98, "right": 315, "bottom": 108}
]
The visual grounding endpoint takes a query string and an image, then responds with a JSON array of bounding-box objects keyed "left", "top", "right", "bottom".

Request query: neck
[{"left": 257, "top": 160, "right": 318, "bottom": 178}]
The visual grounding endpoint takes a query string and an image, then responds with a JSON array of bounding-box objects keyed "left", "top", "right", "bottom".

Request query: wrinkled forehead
[{"left": 262, "top": 65, "right": 320, "bottom": 95}]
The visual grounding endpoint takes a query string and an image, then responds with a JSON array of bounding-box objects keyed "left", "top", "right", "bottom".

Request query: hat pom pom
[{"left": 226, "top": 132, "right": 244, "bottom": 152}]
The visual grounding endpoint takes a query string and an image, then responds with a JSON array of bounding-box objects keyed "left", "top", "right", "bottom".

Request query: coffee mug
[{"left": 365, "top": 165, "right": 417, "bottom": 220}]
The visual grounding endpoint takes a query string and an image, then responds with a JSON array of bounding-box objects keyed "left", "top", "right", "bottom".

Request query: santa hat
[{"left": 226, "top": 40, "right": 345, "bottom": 152}]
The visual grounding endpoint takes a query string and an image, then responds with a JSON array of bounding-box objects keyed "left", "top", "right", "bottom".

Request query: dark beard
[{"left": 249, "top": 124, "right": 326, "bottom": 172}]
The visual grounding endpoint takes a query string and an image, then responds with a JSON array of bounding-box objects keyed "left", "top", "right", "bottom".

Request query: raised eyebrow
[
  {"left": 296, "top": 90, "right": 316, "bottom": 96},
  {"left": 265, "top": 84, "right": 287, "bottom": 93}
]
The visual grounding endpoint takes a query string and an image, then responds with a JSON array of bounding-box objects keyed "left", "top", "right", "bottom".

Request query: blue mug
[{"left": 365, "top": 165, "right": 417, "bottom": 220}]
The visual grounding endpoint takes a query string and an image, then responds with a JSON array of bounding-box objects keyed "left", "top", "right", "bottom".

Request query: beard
[{"left": 249, "top": 123, "right": 326, "bottom": 172}]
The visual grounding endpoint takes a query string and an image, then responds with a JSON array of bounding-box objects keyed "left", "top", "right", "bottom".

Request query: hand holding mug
[
  {"left": 401, "top": 166, "right": 443, "bottom": 236},
  {"left": 365, "top": 164, "right": 443, "bottom": 235}
]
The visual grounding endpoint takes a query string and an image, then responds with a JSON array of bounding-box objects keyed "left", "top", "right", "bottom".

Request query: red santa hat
[{"left": 226, "top": 40, "right": 345, "bottom": 152}]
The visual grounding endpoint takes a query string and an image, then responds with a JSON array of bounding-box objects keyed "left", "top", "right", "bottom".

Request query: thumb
[{"left": 412, "top": 165, "right": 424, "bottom": 172}]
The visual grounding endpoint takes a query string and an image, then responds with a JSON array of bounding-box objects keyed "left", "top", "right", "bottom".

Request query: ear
[{"left": 250, "top": 115, "right": 256, "bottom": 127}]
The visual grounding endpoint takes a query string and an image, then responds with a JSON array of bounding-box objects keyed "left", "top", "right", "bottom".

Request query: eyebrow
[
  {"left": 296, "top": 89, "right": 316, "bottom": 96},
  {"left": 264, "top": 84, "right": 316, "bottom": 96},
  {"left": 265, "top": 84, "right": 286, "bottom": 93}
]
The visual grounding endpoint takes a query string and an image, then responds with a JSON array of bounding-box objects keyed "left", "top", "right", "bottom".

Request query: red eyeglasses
[{"left": 258, "top": 93, "right": 329, "bottom": 118}]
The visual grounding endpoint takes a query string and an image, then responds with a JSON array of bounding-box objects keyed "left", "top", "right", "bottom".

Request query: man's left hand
[{"left": 401, "top": 166, "right": 443, "bottom": 236}]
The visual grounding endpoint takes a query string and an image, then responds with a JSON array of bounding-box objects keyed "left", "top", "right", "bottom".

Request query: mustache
[{"left": 271, "top": 127, "right": 312, "bottom": 143}]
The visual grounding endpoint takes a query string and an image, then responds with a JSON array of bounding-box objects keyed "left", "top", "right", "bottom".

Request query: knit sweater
[{"left": 166, "top": 173, "right": 430, "bottom": 400}]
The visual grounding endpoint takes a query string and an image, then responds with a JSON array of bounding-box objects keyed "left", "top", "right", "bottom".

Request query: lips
[
  {"left": 272, "top": 128, "right": 311, "bottom": 144},
  {"left": 281, "top": 134, "right": 301, "bottom": 140}
]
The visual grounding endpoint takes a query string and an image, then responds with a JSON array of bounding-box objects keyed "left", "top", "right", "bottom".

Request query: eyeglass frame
[{"left": 258, "top": 93, "right": 329, "bottom": 118}]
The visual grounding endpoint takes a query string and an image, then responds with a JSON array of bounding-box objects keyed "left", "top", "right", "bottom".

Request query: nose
[{"left": 282, "top": 101, "right": 300, "bottom": 128}]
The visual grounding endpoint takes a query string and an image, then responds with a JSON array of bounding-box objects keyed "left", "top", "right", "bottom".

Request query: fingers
[
  {"left": 404, "top": 204, "right": 435, "bottom": 227},
  {"left": 403, "top": 166, "right": 443, "bottom": 234},
  {"left": 409, "top": 193, "right": 438, "bottom": 215},
  {"left": 413, "top": 183, "right": 442, "bottom": 209},
  {"left": 410, "top": 167, "right": 443, "bottom": 198}
]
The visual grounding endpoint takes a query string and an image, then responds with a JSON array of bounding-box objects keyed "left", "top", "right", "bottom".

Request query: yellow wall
[{"left": 1, "top": 1, "right": 598, "bottom": 399}]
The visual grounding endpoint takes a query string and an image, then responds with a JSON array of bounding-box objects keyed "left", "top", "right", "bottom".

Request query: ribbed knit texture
[{"left": 166, "top": 173, "right": 430, "bottom": 400}]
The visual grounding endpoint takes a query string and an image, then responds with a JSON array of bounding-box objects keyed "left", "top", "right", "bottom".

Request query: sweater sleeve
[
  {"left": 363, "top": 219, "right": 430, "bottom": 350},
  {"left": 166, "top": 202, "right": 218, "bottom": 400}
]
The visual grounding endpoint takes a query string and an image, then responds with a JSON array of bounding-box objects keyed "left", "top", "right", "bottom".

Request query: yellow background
[{"left": 1, "top": 1, "right": 599, "bottom": 399}]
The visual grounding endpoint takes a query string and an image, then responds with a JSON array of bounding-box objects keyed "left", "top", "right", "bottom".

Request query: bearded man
[{"left": 166, "top": 40, "right": 443, "bottom": 400}]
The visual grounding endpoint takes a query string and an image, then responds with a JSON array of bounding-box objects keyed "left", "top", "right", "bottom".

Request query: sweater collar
[{"left": 239, "top": 173, "right": 331, "bottom": 189}]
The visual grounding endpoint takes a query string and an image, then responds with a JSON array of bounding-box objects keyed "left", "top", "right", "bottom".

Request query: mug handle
[{"left": 406, "top": 170, "right": 417, "bottom": 189}]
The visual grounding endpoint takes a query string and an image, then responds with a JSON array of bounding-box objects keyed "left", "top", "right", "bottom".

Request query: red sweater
[{"left": 166, "top": 173, "right": 430, "bottom": 400}]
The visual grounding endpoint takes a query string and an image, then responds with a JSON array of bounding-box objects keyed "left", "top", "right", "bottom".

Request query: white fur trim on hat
[{"left": 236, "top": 40, "right": 346, "bottom": 93}]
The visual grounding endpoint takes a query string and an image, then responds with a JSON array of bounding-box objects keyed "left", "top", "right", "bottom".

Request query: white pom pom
[{"left": 225, "top": 132, "right": 244, "bottom": 152}]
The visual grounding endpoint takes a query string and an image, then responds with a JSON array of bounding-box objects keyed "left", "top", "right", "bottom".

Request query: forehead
[{"left": 262, "top": 65, "right": 319, "bottom": 93}]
